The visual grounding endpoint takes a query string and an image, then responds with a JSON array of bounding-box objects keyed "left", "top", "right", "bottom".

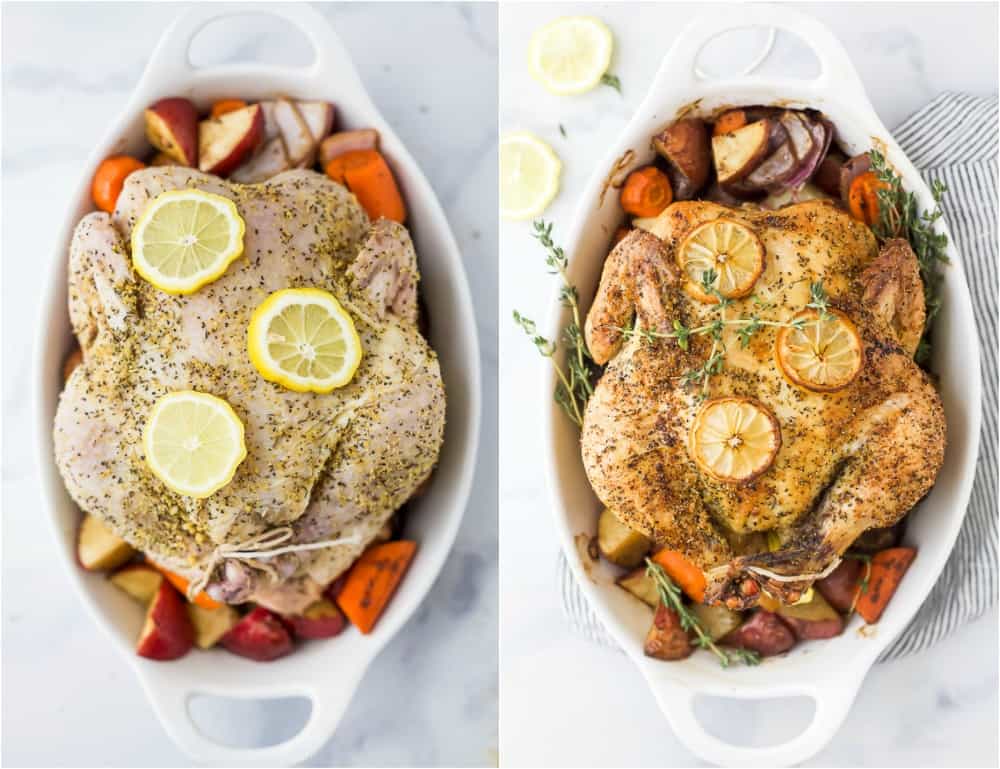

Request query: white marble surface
[
  {"left": 1, "top": 3, "right": 496, "bottom": 767},
  {"left": 500, "top": 2, "right": 998, "bottom": 767}
]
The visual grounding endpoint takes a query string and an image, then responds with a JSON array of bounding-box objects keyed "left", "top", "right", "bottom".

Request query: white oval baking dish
[
  {"left": 33, "top": 4, "right": 481, "bottom": 766},
  {"left": 544, "top": 5, "right": 981, "bottom": 767}
]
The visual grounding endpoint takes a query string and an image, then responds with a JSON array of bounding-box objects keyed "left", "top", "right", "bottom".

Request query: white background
[
  {"left": 1, "top": 3, "right": 497, "bottom": 766},
  {"left": 500, "top": 2, "right": 998, "bottom": 767}
]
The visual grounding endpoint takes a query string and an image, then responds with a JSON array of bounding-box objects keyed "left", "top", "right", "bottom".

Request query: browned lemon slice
[
  {"left": 776, "top": 308, "right": 863, "bottom": 392},
  {"left": 689, "top": 397, "right": 781, "bottom": 483},
  {"left": 677, "top": 218, "right": 764, "bottom": 303}
]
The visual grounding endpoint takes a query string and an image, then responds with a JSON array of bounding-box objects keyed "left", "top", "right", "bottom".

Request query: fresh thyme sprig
[
  {"left": 616, "top": 274, "right": 832, "bottom": 397},
  {"left": 645, "top": 559, "right": 761, "bottom": 668},
  {"left": 513, "top": 220, "right": 595, "bottom": 427},
  {"left": 868, "top": 149, "right": 949, "bottom": 365},
  {"left": 600, "top": 72, "right": 622, "bottom": 94}
]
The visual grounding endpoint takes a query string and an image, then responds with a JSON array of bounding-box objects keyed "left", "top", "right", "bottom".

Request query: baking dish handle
[
  {"left": 138, "top": 2, "right": 356, "bottom": 93},
  {"left": 141, "top": 673, "right": 361, "bottom": 767},
  {"left": 649, "top": 3, "right": 870, "bottom": 103},
  {"left": 648, "top": 669, "right": 867, "bottom": 768}
]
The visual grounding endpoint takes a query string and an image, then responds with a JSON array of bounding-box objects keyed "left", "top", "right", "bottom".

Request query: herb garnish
[
  {"left": 513, "top": 220, "right": 595, "bottom": 427},
  {"left": 844, "top": 553, "right": 873, "bottom": 612},
  {"left": 559, "top": 123, "right": 567, "bottom": 138},
  {"left": 616, "top": 273, "right": 834, "bottom": 398},
  {"left": 868, "top": 149, "right": 949, "bottom": 365},
  {"left": 646, "top": 559, "right": 761, "bottom": 668},
  {"left": 600, "top": 72, "right": 622, "bottom": 94}
]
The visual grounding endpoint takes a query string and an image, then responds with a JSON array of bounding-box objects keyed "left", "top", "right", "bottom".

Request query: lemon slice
[
  {"left": 131, "top": 189, "right": 245, "bottom": 295},
  {"left": 143, "top": 391, "right": 247, "bottom": 499},
  {"left": 247, "top": 288, "right": 362, "bottom": 393},
  {"left": 776, "top": 308, "right": 863, "bottom": 392},
  {"left": 528, "top": 16, "right": 613, "bottom": 95},
  {"left": 678, "top": 219, "right": 765, "bottom": 303},
  {"left": 689, "top": 397, "right": 781, "bottom": 484},
  {"left": 500, "top": 132, "right": 562, "bottom": 220}
]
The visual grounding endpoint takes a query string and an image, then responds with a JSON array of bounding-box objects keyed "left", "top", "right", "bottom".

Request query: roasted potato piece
[
  {"left": 851, "top": 521, "right": 906, "bottom": 554},
  {"left": 816, "top": 558, "right": 864, "bottom": 613},
  {"left": 597, "top": 508, "right": 651, "bottom": 568},
  {"left": 644, "top": 603, "right": 693, "bottom": 660},
  {"left": 653, "top": 118, "right": 710, "bottom": 199},
  {"left": 710, "top": 119, "right": 770, "bottom": 184},
  {"left": 839, "top": 153, "right": 873, "bottom": 202},
  {"left": 691, "top": 603, "right": 742, "bottom": 641},
  {"left": 776, "top": 592, "right": 844, "bottom": 640},
  {"left": 617, "top": 567, "right": 659, "bottom": 607},
  {"left": 722, "top": 610, "right": 795, "bottom": 657},
  {"left": 813, "top": 153, "right": 845, "bottom": 198}
]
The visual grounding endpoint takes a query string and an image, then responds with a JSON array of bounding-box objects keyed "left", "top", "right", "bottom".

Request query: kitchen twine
[
  {"left": 559, "top": 92, "right": 999, "bottom": 661},
  {"left": 187, "top": 526, "right": 361, "bottom": 599}
]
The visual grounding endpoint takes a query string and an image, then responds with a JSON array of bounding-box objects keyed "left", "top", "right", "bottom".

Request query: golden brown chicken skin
[{"left": 581, "top": 200, "right": 945, "bottom": 609}]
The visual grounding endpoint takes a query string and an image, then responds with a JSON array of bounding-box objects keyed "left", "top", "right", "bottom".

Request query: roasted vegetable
[
  {"left": 856, "top": 548, "right": 916, "bottom": 624},
  {"left": 813, "top": 153, "right": 846, "bottom": 198},
  {"left": 815, "top": 558, "right": 864, "bottom": 613},
  {"left": 722, "top": 610, "right": 795, "bottom": 657},
  {"left": 712, "top": 109, "right": 748, "bottom": 136},
  {"left": 711, "top": 118, "right": 770, "bottom": 184},
  {"left": 653, "top": 118, "right": 711, "bottom": 199},
  {"left": 848, "top": 171, "right": 889, "bottom": 226},
  {"left": 620, "top": 166, "right": 673, "bottom": 217},
  {"left": 839, "top": 153, "right": 872, "bottom": 202},
  {"left": 597, "top": 508, "right": 652, "bottom": 568},
  {"left": 744, "top": 141, "right": 798, "bottom": 189},
  {"left": 776, "top": 591, "right": 844, "bottom": 640},
  {"left": 651, "top": 549, "right": 706, "bottom": 603},
  {"left": 617, "top": 567, "right": 659, "bottom": 607},
  {"left": 644, "top": 602, "right": 694, "bottom": 660},
  {"left": 691, "top": 603, "right": 743, "bottom": 641},
  {"left": 851, "top": 521, "right": 906, "bottom": 554},
  {"left": 784, "top": 117, "right": 833, "bottom": 189}
]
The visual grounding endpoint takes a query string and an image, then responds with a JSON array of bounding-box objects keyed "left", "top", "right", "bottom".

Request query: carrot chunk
[
  {"left": 150, "top": 563, "right": 222, "bottom": 610},
  {"left": 713, "top": 109, "right": 748, "bottom": 136},
  {"left": 855, "top": 547, "right": 916, "bottom": 624},
  {"left": 210, "top": 99, "right": 248, "bottom": 119},
  {"left": 620, "top": 166, "right": 673, "bottom": 218},
  {"left": 847, "top": 171, "right": 889, "bottom": 226},
  {"left": 652, "top": 549, "right": 706, "bottom": 603},
  {"left": 91, "top": 155, "right": 146, "bottom": 213},
  {"left": 336, "top": 541, "right": 417, "bottom": 634},
  {"left": 324, "top": 149, "right": 407, "bottom": 223}
]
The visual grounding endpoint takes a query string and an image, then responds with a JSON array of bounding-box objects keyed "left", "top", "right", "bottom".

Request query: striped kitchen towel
[{"left": 559, "top": 92, "right": 999, "bottom": 662}]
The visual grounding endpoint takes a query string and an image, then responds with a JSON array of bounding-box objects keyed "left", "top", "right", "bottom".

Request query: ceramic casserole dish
[
  {"left": 33, "top": 4, "right": 481, "bottom": 766},
  {"left": 544, "top": 5, "right": 981, "bottom": 767}
]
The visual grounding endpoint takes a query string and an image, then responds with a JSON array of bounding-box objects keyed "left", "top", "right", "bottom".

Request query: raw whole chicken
[
  {"left": 54, "top": 168, "right": 445, "bottom": 614},
  {"left": 581, "top": 200, "right": 945, "bottom": 609}
]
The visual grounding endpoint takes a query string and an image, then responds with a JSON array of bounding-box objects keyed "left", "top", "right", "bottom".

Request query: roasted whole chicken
[
  {"left": 581, "top": 200, "right": 945, "bottom": 609},
  {"left": 54, "top": 167, "right": 445, "bottom": 614}
]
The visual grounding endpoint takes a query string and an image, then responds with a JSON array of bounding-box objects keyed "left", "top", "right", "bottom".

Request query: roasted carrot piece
[
  {"left": 847, "top": 171, "right": 889, "bottom": 226},
  {"left": 336, "top": 541, "right": 417, "bottom": 634},
  {"left": 620, "top": 166, "right": 673, "bottom": 218},
  {"left": 91, "top": 155, "right": 146, "bottom": 213},
  {"left": 211, "top": 99, "right": 248, "bottom": 119},
  {"left": 713, "top": 109, "right": 748, "bottom": 136},
  {"left": 150, "top": 563, "right": 222, "bottom": 610},
  {"left": 611, "top": 225, "right": 631, "bottom": 247},
  {"left": 324, "top": 149, "right": 407, "bottom": 223},
  {"left": 652, "top": 549, "right": 706, "bottom": 603},
  {"left": 855, "top": 547, "right": 916, "bottom": 624}
]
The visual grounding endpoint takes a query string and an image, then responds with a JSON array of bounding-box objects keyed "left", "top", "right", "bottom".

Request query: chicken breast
[
  {"left": 54, "top": 167, "right": 445, "bottom": 613},
  {"left": 582, "top": 200, "right": 945, "bottom": 608}
]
